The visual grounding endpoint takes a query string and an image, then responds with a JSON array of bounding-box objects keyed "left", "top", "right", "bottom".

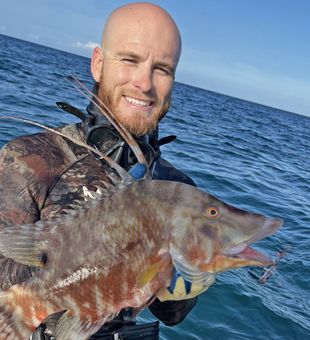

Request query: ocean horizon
[{"left": 1, "top": 33, "right": 308, "bottom": 119}]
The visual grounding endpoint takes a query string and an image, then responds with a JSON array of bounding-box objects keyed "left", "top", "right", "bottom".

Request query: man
[{"left": 0, "top": 2, "right": 208, "bottom": 339}]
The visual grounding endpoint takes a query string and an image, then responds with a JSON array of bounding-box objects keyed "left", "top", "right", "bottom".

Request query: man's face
[{"left": 94, "top": 17, "right": 180, "bottom": 136}]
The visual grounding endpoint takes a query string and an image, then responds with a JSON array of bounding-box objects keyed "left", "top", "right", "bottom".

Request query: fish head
[{"left": 170, "top": 186, "right": 283, "bottom": 277}]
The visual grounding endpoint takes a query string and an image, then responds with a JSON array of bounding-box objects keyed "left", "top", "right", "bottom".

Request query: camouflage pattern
[{"left": 0, "top": 123, "right": 117, "bottom": 290}]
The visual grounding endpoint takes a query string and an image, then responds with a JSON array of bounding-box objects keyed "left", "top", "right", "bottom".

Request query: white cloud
[{"left": 72, "top": 41, "right": 100, "bottom": 50}]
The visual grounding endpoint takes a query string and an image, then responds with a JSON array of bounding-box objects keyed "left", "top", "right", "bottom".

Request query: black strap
[
  {"left": 90, "top": 321, "right": 159, "bottom": 340},
  {"left": 56, "top": 102, "right": 89, "bottom": 122},
  {"left": 157, "top": 135, "right": 177, "bottom": 147}
]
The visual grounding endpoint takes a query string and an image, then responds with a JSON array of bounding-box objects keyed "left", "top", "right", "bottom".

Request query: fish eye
[{"left": 205, "top": 207, "right": 219, "bottom": 219}]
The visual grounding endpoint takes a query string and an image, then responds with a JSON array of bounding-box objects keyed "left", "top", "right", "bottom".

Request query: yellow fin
[{"left": 137, "top": 260, "right": 165, "bottom": 288}]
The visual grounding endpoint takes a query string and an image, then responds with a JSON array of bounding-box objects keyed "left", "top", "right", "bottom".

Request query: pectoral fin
[{"left": 0, "top": 222, "right": 48, "bottom": 267}]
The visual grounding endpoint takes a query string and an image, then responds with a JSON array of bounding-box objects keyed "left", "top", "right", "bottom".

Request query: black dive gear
[
  {"left": 56, "top": 88, "right": 176, "bottom": 172},
  {"left": 31, "top": 310, "right": 159, "bottom": 340},
  {"left": 90, "top": 321, "right": 160, "bottom": 340},
  {"left": 89, "top": 310, "right": 159, "bottom": 339}
]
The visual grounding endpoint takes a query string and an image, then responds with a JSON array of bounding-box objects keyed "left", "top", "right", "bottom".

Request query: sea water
[{"left": 0, "top": 34, "right": 309, "bottom": 340}]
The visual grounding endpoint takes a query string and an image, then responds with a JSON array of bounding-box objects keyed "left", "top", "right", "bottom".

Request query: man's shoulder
[
  {"left": 0, "top": 123, "right": 82, "bottom": 159},
  {"left": 0, "top": 123, "right": 87, "bottom": 178},
  {"left": 0, "top": 131, "right": 48, "bottom": 161},
  {"left": 153, "top": 157, "right": 196, "bottom": 187}
]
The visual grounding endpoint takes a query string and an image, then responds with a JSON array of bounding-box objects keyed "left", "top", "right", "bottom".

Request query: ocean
[{"left": 0, "top": 34, "right": 309, "bottom": 339}]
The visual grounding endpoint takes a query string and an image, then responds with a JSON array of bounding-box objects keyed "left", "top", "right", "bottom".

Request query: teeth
[{"left": 125, "top": 96, "right": 151, "bottom": 107}]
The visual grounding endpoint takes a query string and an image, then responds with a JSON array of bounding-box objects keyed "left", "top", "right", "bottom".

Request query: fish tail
[
  {"left": 0, "top": 300, "right": 32, "bottom": 340},
  {"left": 0, "top": 286, "right": 50, "bottom": 340},
  {"left": 55, "top": 311, "right": 104, "bottom": 340}
]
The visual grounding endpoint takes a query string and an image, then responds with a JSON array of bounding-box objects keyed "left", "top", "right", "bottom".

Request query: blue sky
[{"left": 1, "top": 0, "right": 310, "bottom": 116}]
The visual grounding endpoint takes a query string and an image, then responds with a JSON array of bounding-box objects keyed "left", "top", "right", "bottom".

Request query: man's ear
[{"left": 91, "top": 47, "right": 103, "bottom": 82}]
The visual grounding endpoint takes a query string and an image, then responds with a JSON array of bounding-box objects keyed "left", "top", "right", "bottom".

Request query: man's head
[{"left": 91, "top": 2, "right": 181, "bottom": 136}]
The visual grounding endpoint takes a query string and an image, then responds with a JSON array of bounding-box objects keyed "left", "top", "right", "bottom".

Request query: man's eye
[
  {"left": 155, "top": 67, "right": 171, "bottom": 76},
  {"left": 122, "top": 58, "right": 136, "bottom": 64}
]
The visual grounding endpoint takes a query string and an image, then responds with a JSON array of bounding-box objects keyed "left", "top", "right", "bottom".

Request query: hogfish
[
  {"left": 0, "top": 179, "right": 282, "bottom": 339},
  {"left": 0, "top": 77, "right": 283, "bottom": 338}
]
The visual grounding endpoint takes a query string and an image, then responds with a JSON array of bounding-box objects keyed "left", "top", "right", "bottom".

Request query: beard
[{"left": 97, "top": 73, "right": 171, "bottom": 137}]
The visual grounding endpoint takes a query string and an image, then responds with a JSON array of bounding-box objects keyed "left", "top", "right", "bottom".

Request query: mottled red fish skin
[
  {"left": 0, "top": 179, "right": 282, "bottom": 339},
  {"left": 3, "top": 254, "right": 172, "bottom": 335},
  {"left": 44, "top": 253, "right": 172, "bottom": 325},
  {"left": 3, "top": 285, "right": 53, "bottom": 335},
  {"left": 3, "top": 207, "right": 174, "bottom": 334},
  {"left": 0, "top": 181, "right": 190, "bottom": 337}
]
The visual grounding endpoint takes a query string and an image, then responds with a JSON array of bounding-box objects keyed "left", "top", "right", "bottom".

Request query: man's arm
[{"left": 0, "top": 139, "right": 45, "bottom": 289}]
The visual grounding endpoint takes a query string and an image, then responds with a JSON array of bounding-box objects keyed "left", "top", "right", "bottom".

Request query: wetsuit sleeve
[
  {"left": 0, "top": 140, "right": 43, "bottom": 290},
  {"left": 148, "top": 297, "right": 197, "bottom": 326}
]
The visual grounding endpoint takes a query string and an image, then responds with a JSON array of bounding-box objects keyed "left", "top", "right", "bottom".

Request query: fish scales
[
  {"left": 0, "top": 180, "right": 174, "bottom": 338},
  {"left": 41, "top": 181, "right": 171, "bottom": 287},
  {"left": 0, "top": 179, "right": 282, "bottom": 339},
  {"left": 43, "top": 180, "right": 171, "bottom": 313}
]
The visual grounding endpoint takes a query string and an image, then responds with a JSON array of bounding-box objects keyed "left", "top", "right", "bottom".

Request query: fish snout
[
  {"left": 268, "top": 218, "right": 283, "bottom": 232},
  {"left": 197, "top": 216, "right": 283, "bottom": 274}
]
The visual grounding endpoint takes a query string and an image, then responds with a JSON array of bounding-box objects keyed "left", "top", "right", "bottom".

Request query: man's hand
[{"left": 157, "top": 269, "right": 215, "bottom": 301}]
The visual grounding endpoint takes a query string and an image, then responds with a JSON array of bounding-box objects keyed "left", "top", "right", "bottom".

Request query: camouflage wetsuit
[{"left": 0, "top": 119, "right": 197, "bottom": 337}]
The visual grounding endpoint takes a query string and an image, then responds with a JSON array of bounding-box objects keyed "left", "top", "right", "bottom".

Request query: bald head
[{"left": 101, "top": 2, "right": 182, "bottom": 65}]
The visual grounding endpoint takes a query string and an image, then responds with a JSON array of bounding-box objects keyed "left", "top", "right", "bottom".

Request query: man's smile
[{"left": 124, "top": 95, "right": 154, "bottom": 108}]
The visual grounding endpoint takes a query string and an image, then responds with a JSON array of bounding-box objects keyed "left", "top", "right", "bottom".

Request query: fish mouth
[{"left": 200, "top": 218, "right": 283, "bottom": 273}]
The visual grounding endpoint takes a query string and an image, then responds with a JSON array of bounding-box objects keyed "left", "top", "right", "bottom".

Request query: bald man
[
  {"left": 91, "top": 2, "right": 181, "bottom": 137},
  {"left": 0, "top": 3, "right": 206, "bottom": 339}
]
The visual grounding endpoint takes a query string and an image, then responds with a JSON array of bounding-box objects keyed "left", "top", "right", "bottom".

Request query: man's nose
[{"left": 132, "top": 67, "right": 153, "bottom": 93}]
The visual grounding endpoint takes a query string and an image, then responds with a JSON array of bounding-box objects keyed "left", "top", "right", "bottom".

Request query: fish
[
  {"left": 0, "top": 76, "right": 283, "bottom": 339},
  {"left": 0, "top": 179, "right": 282, "bottom": 339}
]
